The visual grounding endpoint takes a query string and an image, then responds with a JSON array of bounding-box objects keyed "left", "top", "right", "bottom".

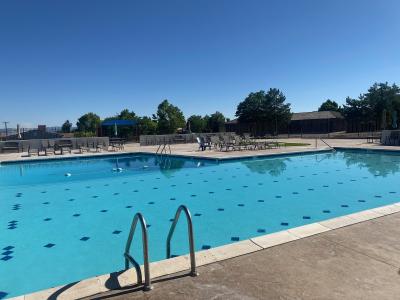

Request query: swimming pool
[{"left": 1, "top": 149, "right": 400, "bottom": 298}]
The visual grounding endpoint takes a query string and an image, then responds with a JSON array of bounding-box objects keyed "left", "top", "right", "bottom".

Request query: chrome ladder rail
[
  {"left": 320, "top": 138, "right": 336, "bottom": 151},
  {"left": 166, "top": 205, "right": 198, "bottom": 277},
  {"left": 156, "top": 142, "right": 171, "bottom": 156},
  {"left": 124, "top": 213, "right": 153, "bottom": 291}
]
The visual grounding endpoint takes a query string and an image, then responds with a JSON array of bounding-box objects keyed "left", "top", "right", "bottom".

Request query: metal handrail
[
  {"left": 124, "top": 213, "right": 153, "bottom": 291},
  {"left": 166, "top": 205, "right": 198, "bottom": 277},
  {"left": 320, "top": 138, "right": 336, "bottom": 151},
  {"left": 156, "top": 142, "right": 171, "bottom": 156}
]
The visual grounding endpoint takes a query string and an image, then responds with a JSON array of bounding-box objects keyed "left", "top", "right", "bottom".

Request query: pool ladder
[
  {"left": 124, "top": 205, "right": 198, "bottom": 291},
  {"left": 156, "top": 142, "right": 171, "bottom": 156}
]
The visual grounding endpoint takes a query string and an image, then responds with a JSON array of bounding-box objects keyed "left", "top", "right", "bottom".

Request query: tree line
[
  {"left": 61, "top": 81, "right": 399, "bottom": 137},
  {"left": 61, "top": 99, "right": 227, "bottom": 138},
  {"left": 318, "top": 82, "right": 400, "bottom": 132}
]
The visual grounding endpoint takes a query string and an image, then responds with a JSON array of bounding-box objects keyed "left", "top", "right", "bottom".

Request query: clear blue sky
[{"left": 0, "top": 0, "right": 399, "bottom": 128}]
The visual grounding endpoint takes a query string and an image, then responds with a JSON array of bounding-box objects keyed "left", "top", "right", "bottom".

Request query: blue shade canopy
[{"left": 101, "top": 119, "right": 137, "bottom": 126}]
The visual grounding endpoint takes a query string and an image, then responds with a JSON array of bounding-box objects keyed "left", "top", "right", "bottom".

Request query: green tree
[
  {"left": 118, "top": 109, "right": 137, "bottom": 120},
  {"left": 76, "top": 112, "right": 101, "bottom": 133},
  {"left": 61, "top": 120, "right": 72, "bottom": 133},
  {"left": 155, "top": 100, "right": 186, "bottom": 134},
  {"left": 206, "top": 111, "right": 226, "bottom": 132},
  {"left": 342, "top": 82, "right": 400, "bottom": 131},
  {"left": 187, "top": 115, "right": 207, "bottom": 133},
  {"left": 236, "top": 88, "right": 291, "bottom": 135},
  {"left": 265, "top": 88, "right": 292, "bottom": 135},
  {"left": 318, "top": 99, "right": 341, "bottom": 112},
  {"left": 363, "top": 82, "right": 400, "bottom": 129},
  {"left": 138, "top": 116, "right": 158, "bottom": 135}
]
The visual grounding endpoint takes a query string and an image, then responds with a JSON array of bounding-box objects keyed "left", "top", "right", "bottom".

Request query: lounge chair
[
  {"left": 96, "top": 140, "right": 107, "bottom": 152},
  {"left": 28, "top": 145, "right": 39, "bottom": 156},
  {"left": 210, "top": 136, "right": 221, "bottom": 149},
  {"left": 41, "top": 140, "right": 55, "bottom": 156},
  {"left": 77, "top": 140, "right": 89, "bottom": 153},
  {"left": 232, "top": 137, "right": 246, "bottom": 151},
  {"left": 241, "top": 134, "right": 256, "bottom": 150},
  {"left": 219, "top": 135, "right": 234, "bottom": 151},
  {"left": 196, "top": 137, "right": 211, "bottom": 151},
  {"left": 55, "top": 140, "right": 72, "bottom": 155},
  {"left": 109, "top": 138, "right": 125, "bottom": 151}
]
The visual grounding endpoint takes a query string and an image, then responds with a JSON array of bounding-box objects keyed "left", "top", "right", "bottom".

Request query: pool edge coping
[
  {"left": 9, "top": 202, "right": 400, "bottom": 300},
  {"left": 3, "top": 145, "right": 400, "bottom": 166},
  {"left": 0, "top": 147, "right": 334, "bottom": 165}
]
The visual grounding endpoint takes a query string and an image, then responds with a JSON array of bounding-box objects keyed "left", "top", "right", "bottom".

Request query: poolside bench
[{"left": 1, "top": 142, "right": 20, "bottom": 153}]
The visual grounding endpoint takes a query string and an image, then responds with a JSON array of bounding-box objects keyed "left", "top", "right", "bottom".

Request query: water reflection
[
  {"left": 241, "top": 158, "right": 290, "bottom": 177},
  {"left": 154, "top": 156, "right": 185, "bottom": 178},
  {"left": 342, "top": 151, "right": 400, "bottom": 177}
]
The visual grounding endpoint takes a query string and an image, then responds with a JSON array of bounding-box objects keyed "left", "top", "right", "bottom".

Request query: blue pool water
[{"left": 1, "top": 150, "right": 400, "bottom": 298}]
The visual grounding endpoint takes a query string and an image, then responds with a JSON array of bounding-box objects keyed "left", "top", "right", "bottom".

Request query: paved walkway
[
  {"left": 2, "top": 138, "right": 400, "bottom": 163},
  {"left": 88, "top": 212, "right": 400, "bottom": 300}
]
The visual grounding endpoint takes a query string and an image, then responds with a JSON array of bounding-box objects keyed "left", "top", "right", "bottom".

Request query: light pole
[{"left": 2, "top": 121, "right": 9, "bottom": 138}]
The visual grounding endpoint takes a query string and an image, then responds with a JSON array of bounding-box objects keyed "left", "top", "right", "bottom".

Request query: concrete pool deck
[
  {"left": 87, "top": 210, "right": 400, "bottom": 300},
  {"left": 3, "top": 138, "right": 400, "bottom": 299},
  {"left": 2, "top": 138, "right": 400, "bottom": 163}
]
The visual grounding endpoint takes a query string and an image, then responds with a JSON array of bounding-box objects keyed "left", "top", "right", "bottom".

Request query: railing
[
  {"left": 166, "top": 205, "right": 198, "bottom": 277},
  {"left": 124, "top": 213, "right": 153, "bottom": 291},
  {"left": 156, "top": 142, "right": 171, "bottom": 156},
  {"left": 320, "top": 138, "right": 335, "bottom": 151}
]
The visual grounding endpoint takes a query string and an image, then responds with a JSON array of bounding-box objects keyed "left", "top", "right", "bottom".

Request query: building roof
[
  {"left": 291, "top": 111, "right": 344, "bottom": 121},
  {"left": 225, "top": 111, "right": 344, "bottom": 125}
]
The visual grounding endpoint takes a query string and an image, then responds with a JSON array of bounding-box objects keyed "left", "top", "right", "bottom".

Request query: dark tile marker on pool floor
[{"left": 1, "top": 256, "right": 12, "bottom": 261}]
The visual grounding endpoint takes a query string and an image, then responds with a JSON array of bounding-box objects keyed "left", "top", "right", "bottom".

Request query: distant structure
[
  {"left": 289, "top": 111, "right": 346, "bottom": 134},
  {"left": 225, "top": 111, "right": 346, "bottom": 135},
  {"left": 6, "top": 125, "right": 62, "bottom": 140}
]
